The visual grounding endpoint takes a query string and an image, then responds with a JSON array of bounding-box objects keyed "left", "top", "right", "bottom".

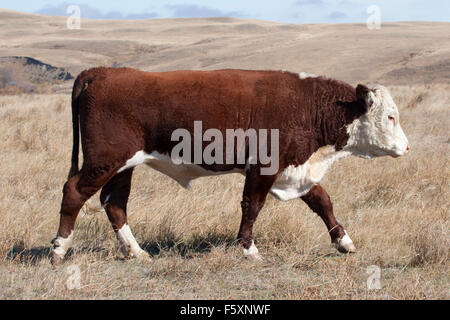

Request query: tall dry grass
[{"left": 0, "top": 84, "right": 448, "bottom": 299}]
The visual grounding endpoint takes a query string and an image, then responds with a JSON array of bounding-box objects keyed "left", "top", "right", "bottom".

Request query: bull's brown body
[
  {"left": 73, "top": 68, "right": 363, "bottom": 174},
  {"left": 52, "top": 67, "right": 369, "bottom": 263}
]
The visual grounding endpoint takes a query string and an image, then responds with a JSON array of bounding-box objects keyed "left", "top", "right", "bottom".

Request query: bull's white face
[{"left": 346, "top": 85, "right": 410, "bottom": 158}]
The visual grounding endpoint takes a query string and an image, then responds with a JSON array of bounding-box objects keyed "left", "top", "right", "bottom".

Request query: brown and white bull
[{"left": 51, "top": 68, "right": 409, "bottom": 264}]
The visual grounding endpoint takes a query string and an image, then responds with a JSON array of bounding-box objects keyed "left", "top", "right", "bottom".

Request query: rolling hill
[{"left": 0, "top": 8, "right": 449, "bottom": 88}]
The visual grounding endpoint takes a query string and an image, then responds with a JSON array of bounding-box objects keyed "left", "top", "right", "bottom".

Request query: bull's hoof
[
  {"left": 50, "top": 235, "right": 73, "bottom": 265},
  {"left": 243, "top": 241, "right": 262, "bottom": 261},
  {"left": 50, "top": 250, "right": 65, "bottom": 266},
  {"left": 50, "top": 237, "right": 66, "bottom": 266},
  {"left": 245, "top": 252, "right": 263, "bottom": 261},
  {"left": 334, "top": 231, "right": 357, "bottom": 254},
  {"left": 133, "top": 250, "right": 152, "bottom": 262},
  {"left": 122, "top": 247, "right": 152, "bottom": 262}
]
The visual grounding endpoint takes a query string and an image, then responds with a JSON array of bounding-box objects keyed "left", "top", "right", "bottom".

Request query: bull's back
[{"left": 86, "top": 68, "right": 300, "bottom": 130}]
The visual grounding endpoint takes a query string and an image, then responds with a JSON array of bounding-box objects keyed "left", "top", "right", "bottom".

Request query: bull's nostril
[{"left": 406, "top": 145, "right": 410, "bottom": 152}]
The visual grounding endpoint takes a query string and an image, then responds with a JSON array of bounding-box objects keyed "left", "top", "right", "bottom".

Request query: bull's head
[{"left": 346, "top": 84, "right": 410, "bottom": 158}]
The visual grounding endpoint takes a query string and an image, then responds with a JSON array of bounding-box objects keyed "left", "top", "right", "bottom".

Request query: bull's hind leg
[
  {"left": 237, "top": 168, "right": 277, "bottom": 260},
  {"left": 51, "top": 174, "right": 82, "bottom": 264},
  {"left": 51, "top": 167, "right": 118, "bottom": 265},
  {"left": 300, "top": 184, "right": 356, "bottom": 253},
  {"left": 99, "top": 169, "right": 149, "bottom": 261}
]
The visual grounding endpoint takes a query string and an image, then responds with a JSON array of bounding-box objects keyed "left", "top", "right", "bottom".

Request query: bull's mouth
[{"left": 371, "top": 144, "right": 408, "bottom": 158}]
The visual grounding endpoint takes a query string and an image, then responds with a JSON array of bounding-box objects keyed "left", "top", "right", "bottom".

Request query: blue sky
[{"left": 1, "top": 0, "right": 449, "bottom": 23}]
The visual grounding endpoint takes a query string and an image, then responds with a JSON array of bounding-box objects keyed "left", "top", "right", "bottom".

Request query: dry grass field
[
  {"left": 0, "top": 85, "right": 448, "bottom": 299},
  {"left": 0, "top": 9, "right": 448, "bottom": 299}
]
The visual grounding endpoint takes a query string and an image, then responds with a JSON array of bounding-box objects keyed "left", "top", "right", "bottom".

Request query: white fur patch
[
  {"left": 243, "top": 241, "right": 261, "bottom": 260},
  {"left": 340, "top": 232, "right": 353, "bottom": 247},
  {"left": 299, "top": 72, "right": 318, "bottom": 79},
  {"left": 335, "top": 230, "right": 356, "bottom": 253},
  {"left": 118, "top": 150, "right": 244, "bottom": 189},
  {"left": 52, "top": 231, "right": 73, "bottom": 259},
  {"left": 116, "top": 224, "right": 147, "bottom": 258},
  {"left": 270, "top": 145, "right": 350, "bottom": 201}
]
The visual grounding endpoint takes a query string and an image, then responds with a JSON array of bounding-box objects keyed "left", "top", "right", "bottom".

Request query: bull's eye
[{"left": 388, "top": 115, "right": 395, "bottom": 123}]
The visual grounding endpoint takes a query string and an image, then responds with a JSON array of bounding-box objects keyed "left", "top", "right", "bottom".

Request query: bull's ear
[{"left": 356, "top": 84, "right": 373, "bottom": 110}]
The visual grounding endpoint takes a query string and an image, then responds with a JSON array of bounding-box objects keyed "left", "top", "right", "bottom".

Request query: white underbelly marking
[
  {"left": 118, "top": 150, "right": 244, "bottom": 189},
  {"left": 270, "top": 145, "right": 350, "bottom": 201}
]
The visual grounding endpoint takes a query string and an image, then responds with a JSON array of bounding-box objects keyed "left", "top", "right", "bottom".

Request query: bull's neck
[{"left": 313, "top": 99, "right": 365, "bottom": 151}]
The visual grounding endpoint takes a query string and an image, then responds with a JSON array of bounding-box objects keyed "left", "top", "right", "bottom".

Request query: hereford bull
[{"left": 51, "top": 67, "right": 409, "bottom": 264}]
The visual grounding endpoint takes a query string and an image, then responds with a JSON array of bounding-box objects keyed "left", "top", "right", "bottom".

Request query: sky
[{"left": 1, "top": 0, "right": 449, "bottom": 23}]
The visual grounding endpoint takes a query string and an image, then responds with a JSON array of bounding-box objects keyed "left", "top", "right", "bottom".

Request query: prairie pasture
[
  {"left": 0, "top": 9, "right": 448, "bottom": 299},
  {"left": 0, "top": 84, "right": 448, "bottom": 299}
]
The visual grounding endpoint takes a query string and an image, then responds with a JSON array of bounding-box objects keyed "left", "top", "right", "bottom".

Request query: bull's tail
[{"left": 68, "top": 71, "right": 92, "bottom": 178}]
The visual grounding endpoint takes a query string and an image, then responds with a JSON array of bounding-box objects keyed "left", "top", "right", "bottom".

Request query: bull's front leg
[
  {"left": 237, "top": 168, "right": 278, "bottom": 260},
  {"left": 301, "top": 184, "right": 356, "bottom": 253}
]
